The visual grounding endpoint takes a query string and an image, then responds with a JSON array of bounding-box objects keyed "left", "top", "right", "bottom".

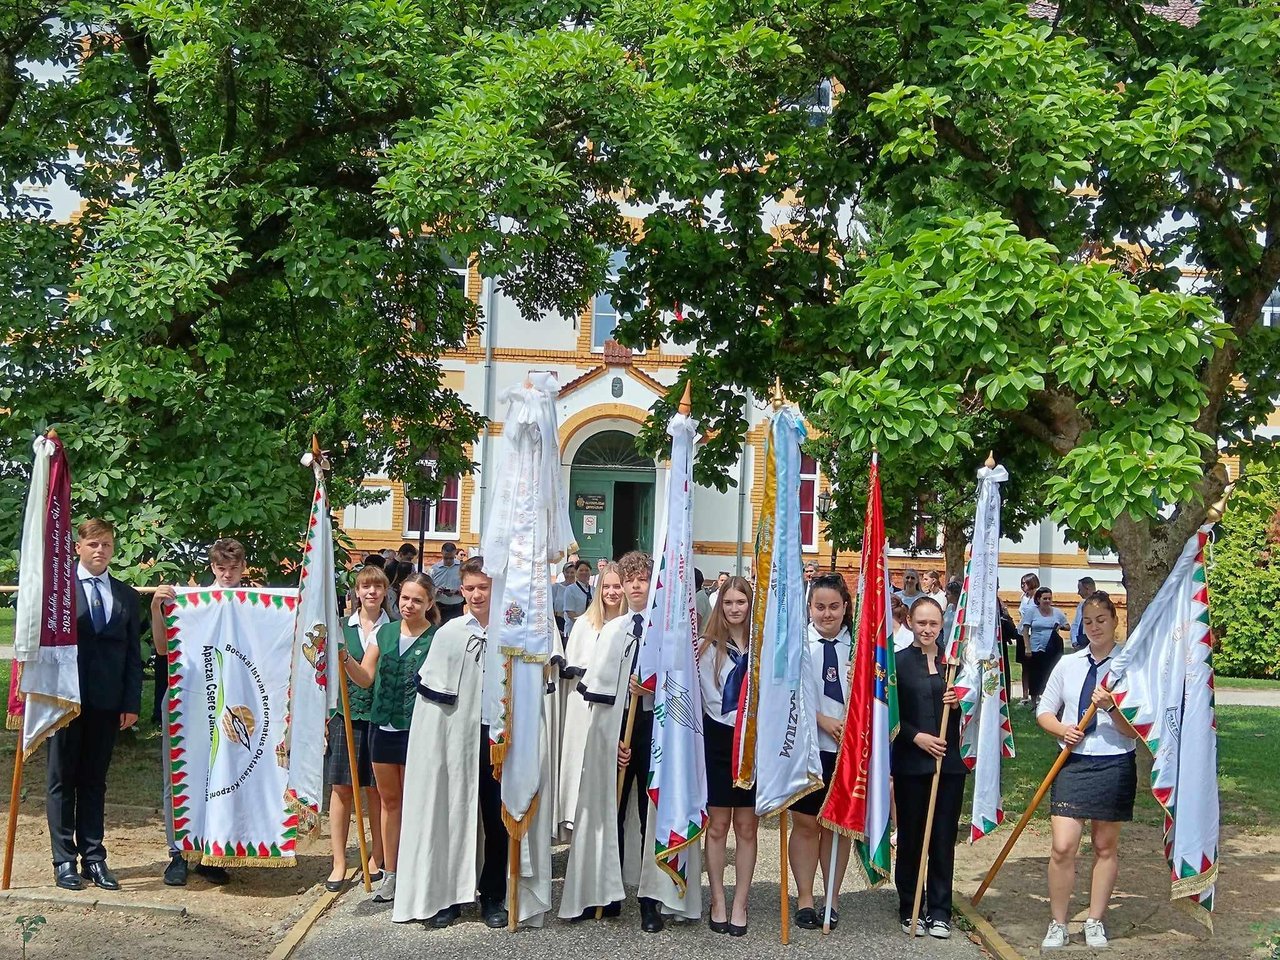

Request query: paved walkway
[{"left": 293, "top": 836, "right": 983, "bottom": 960}]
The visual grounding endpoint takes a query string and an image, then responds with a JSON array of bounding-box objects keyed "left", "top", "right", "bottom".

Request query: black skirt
[
  {"left": 704, "top": 716, "right": 756, "bottom": 809},
  {"left": 1050, "top": 752, "right": 1137, "bottom": 822},
  {"left": 369, "top": 726, "right": 410, "bottom": 766},
  {"left": 325, "top": 714, "right": 373, "bottom": 787},
  {"left": 789, "top": 750, "right": 838, "bottom": 817}
]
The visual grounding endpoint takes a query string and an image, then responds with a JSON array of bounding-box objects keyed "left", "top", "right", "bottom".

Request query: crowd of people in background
[{"left": 53, "top": 523, "right": 1132, "bottom": 951}]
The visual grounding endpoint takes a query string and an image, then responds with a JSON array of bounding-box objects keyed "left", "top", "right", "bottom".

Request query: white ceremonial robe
[
  {"left": 555, "top": 616, "right": 609, "bottom": 836},
  {"left": 513, "top": 708, "right": 555, "bottom": 927},
  {"left": 392, "top": 616, "right": 486, "bottom": 924},
  {"left": 558, "top": 614, "right": 631, "bottom": 918}
]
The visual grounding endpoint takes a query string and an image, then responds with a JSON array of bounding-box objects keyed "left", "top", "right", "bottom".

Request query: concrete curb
[
  {"left": 0, "top": 888, "right": 188, "bottom": 917},
  {"left": 267, "top": 871, "right": 356, "bottom": 960},
  {"left": 956, "top": 898, "right": 1025, "bottom": 960}
]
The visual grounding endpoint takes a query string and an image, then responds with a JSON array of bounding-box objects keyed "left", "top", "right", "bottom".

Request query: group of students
[{"left": 42, "top": 519, "right": 1141, "bottom": 951}]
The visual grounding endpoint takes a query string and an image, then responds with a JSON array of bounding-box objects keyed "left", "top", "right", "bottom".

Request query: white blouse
[
  {"left": 698, "top": 639, "right": 746, "bottom": 727},
  {"left": 804, "top": 624, "right": 852, "bottom": 753},
  {"left": 1037, "top": 649, "right": 1136, "bottom": 756}
]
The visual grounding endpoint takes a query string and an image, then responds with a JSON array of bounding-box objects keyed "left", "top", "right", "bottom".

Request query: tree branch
[
  {"left": 259, "top": 100, "right": 412, "bottom": 165},
  {"left": 220, "top": 51, "right": 238, "bottom": 152},
  {"left": 117, "top": 21, "right": 184, "bottom": 172},
  {"left": 932, "top": 116, "right": 1047, "bottom": 240}
]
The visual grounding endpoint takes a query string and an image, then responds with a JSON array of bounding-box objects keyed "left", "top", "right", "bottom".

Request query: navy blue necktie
[
  {"left": 820, "top": 639, "right": 844, "bottom": 705},
  {"left": 627, "top": 613, "right": 645, "bottom": 670},
  {"left": 1078, "top": 654, "right": 1108, "bottom": 734},
  {"left": 86, "top": 578, "right": 107, "bottom": 632},
  {"left": 721, "top": 648, "right": 748, "bottom": 717}
]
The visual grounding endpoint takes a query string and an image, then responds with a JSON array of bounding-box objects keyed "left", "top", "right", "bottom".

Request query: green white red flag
[
  {"left": 946, "top": 462, "right": 1015, "bottom": 841},
  {"left": 819, "top": 453, "right": 897, "bottom": 887},
  {"left": 1107, "top": 526, "right": 1219, "bottom": 928}
]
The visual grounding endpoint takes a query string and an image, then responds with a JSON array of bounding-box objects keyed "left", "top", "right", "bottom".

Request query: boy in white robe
[{"left": 392, "top": 559, "right": 509, "bottom": 928}]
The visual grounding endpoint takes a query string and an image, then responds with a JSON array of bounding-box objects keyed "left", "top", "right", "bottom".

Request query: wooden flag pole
[
  {"left": 3, "top": 723, "right": 25, "bottom": 890},
  {"left": 971, "top": 701, "right": 1098, "bottom": 907},
  {"left": 779, "top": 809, "right": 791, "bottom": 945},
  {"left": 337, "top": 665, "right": 372, "bottom": 892},
  {"left": 909, "top": 658, "right": 960, "bottom": 936},
  {"left": 821, "top": 829, "right": 838, "bottom": 934}
]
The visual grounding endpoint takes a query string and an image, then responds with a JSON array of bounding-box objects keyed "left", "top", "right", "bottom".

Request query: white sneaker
[
  {"left": 1083, "top": 918, "right": 1109, "bottom": 948},
  {"left": 1042, "top": 920, "right": 1069, "bottom": 949},
  {"left": 929, "top": 919, "right": 952, "bottom": 939},
  {"left": 371, "top": 872, "right": 396, "bottom": 902}
]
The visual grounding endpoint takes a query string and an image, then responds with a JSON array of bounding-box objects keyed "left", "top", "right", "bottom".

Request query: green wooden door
[
  {"left": 570, "top": 431, "right": 657, "bottom": 562},
  {"left": 569, "top": 472, "right": 615, "bottom": 563}
]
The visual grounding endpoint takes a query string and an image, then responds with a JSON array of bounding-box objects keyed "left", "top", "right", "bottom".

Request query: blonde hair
[
  {"left": 699, "top": 576, "right": 753, "bottom": 688},
  {"left": 354, "top": 565, "right": 390, "bottom": 590},
  {"left": 584, "top": 562, "right": 625, "bottom": 631}
]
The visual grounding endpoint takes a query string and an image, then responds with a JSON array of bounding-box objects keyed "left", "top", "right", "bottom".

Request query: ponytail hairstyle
[
  {"left": 584, "top": 562, "right": 624, "bottom": 631},
  {"left": 807, "top": 572, "right": 855, "bottom": 636},
  {"left": 398, "top": 571, "right": 441, "bottom": 625},
  {"left": 699, "top": 576, "right": 753, "bottom": 688},
  {"left": 1082, "top": 590, "right": 1117, "bottom": 619}
]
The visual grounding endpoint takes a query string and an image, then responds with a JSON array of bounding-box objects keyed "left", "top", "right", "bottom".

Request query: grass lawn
[
  {"left": 0, "top": 653, "right": 165, "bottom": 810},
  {"left": 997, "top": 700, "right": 1280, "bottom": 828},
  {"left": 1215, "top": 675, "right": 1280, "bottom": 690},
  {"left": 0, "top": 606, "right": 12, "bottom": 634}
]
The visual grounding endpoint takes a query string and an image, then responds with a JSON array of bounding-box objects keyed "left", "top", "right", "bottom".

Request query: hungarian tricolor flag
[
  {"left": 1107, "top": 525, "right": 1219, "bottom": 928},
  {"left": 6, "top": 432, "right": 79, "bottom": 758},
  {"left": 946, "top": 462, "right": 1015, "bottom": 841},
  {"left": 819, "top": 453, "right": 897, "bottom": 886},
  {"left": 283, "top": 447, "right": 344, "bottom": 836}
]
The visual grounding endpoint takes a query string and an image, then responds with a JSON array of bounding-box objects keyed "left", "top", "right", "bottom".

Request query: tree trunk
[
  {"left": 943, "top": 519, "right": 967, "bottom": 582},
  {"left": 1110, "top": 501, "right": 1215, "bottom": 624}
]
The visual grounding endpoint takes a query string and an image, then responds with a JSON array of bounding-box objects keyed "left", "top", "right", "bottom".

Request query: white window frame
[
  {"left": 799, "top": 455, "right": 819, "bottom": 552},
  {"left": 591, "top": 249, "right": 645, "bottom": 353},
  {"left": 342, "top": 485, "right": 394, "bottom": 531},
  {"left": 1263, "top": 287, "right": 1280, "bottom": 328},
  {"left": 404, "top": 475, "right": 461, "bottom": 538}
]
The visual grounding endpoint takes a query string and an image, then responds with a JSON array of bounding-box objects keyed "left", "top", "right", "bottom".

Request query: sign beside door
[
  {"left": 574, "top": 493, "right": 607, "bottom": 512},
  {"left": 582, "top": 515, "right": 598, "bottom": 535}
]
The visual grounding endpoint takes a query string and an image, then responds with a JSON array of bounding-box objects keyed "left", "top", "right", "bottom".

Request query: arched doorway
[{"left": 569, "top": 430, "right": 656, "bottom": 563}]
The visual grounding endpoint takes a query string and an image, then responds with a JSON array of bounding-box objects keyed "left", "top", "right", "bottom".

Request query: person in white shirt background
[
  {"left": 1023, "top": 586, "right": 1068, "bottom": 710},
  {"left": 1015, "top": 573, "right": 1041, "bottom": 701},
  {"left": 553, "top": 561, "right": 573, "bottom": 638},
  {"left": 1036, "top": 591, "right": 1140, "bottom": 952},
  {"left": 707, "top": 571, "right": 730, "bottom": 611},
  {"left": 921, "top": 569, "right": 947, "bottom": 607},
  {"left": 895, "top": 568, "right": 925, "bottom": 606},
  {"left": 427, "top": 541, "right": 465, "bottom": 623},
  {"left": 562, "top": 559, "right": 594, "bottom": 634},
  {"left": 1069, "top": 577, "right": 1096, "bottom": 650}
]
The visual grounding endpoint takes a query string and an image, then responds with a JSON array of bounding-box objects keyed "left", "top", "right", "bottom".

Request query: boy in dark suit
[{"left": 48, "top": 518, "right": 142, "bottom": 891}]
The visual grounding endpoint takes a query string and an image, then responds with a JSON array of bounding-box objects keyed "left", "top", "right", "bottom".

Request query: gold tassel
[{"left": 500, "top": 792, "right": 540, "bottom": 841}]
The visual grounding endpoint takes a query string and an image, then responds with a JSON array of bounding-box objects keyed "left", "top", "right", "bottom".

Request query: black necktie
[
  {"left": 1078, "top": 654, "right": 1107, "bottom": 734},
  {"left": 627, "top": 613, "right": 645, "bottom": 670},
  {"left": 820, "top": 638, "right": 844, "bottom": 705},
  {"left": 721, "top": 648, "right": 747, "bottom": 716}
]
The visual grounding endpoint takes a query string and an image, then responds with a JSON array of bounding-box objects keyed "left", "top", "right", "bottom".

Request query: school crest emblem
[{"left": 504, "top": 602, "right": 526, "bottom": 626}]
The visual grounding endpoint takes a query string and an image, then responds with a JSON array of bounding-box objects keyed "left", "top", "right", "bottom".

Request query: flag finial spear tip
[
  {"left": 310, "top": 434, "right": 321, "bottom": 458},
  {"left": 770, "top": 376, "right": 785, "bottom": 410},
  {"left": 677, "top": 380, "right": 693, "bottom": 415},
  {"left": 1206, "top": 482, "right": 1234, "bottom": 523},
  {"left": 985, "top": 450, "right": 996, "bottom": 469}
]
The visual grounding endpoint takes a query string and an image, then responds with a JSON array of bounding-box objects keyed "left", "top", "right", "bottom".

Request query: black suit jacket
[
  {"left": 74, "top": 575, "right": 143, "bottom": 715},
  {"left": 892, "top": 645, "right": 967, "bottom": 778}
]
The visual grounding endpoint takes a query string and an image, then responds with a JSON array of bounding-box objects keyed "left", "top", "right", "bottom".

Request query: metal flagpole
[{"left": 779, "top": 810, "right": 790, "bottom": 944}]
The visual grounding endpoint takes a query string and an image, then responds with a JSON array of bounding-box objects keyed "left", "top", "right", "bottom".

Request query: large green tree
[{"left": 616, "top": 0, "right": 1280, "bottom": 617}]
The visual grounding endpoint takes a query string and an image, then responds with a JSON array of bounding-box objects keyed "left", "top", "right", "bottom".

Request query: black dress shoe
[
  {"left": 708, "top": 916, "right": 730, "bottom": 934},
  {"left": 429, "top": 904, "right": 461, "bottom": 928},
  {"left": 323, "top": 878, "right": 345, "bottom": 893},
  {"left": 600, "top": 900, "right": 621, "bottom": 918},
  {"left": 81, "top": 861, "right": 120, "bottom": 891},
  {"left": 480, "top": 897, "right": 509, "bottom": 928},
  {"left": 54, "top": 862, "right": 84, "bottom": 891},
  {"left": 728, "top": 919, "right": 748, "bottom": 937},
  {"left": 163, "top": 855, "right": 188, "bottom": 887},
  {"left": 794, "top": 907, "right": 820, "bottom": 929},
  {"left": 639, "top": 897, "right": 665, "bottom": 933}
]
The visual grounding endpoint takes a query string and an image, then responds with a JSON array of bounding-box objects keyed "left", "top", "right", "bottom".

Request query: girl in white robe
[{"left": 555, "top": 564, "right": 625, "bottom": 839}]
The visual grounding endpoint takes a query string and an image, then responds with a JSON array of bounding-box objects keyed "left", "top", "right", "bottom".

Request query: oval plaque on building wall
[{"left": 611, "top": 377, "right": 623, "bottom": 398}]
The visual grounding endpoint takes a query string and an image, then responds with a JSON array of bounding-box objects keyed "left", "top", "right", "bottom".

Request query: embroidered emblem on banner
[{"left": 504, "top": 603, "right": 526, "bottom": 627}]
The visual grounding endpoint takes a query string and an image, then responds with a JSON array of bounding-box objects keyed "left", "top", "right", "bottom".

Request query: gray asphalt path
[{"left": 293, "top": 831, "right": 983, "bottom": 960}]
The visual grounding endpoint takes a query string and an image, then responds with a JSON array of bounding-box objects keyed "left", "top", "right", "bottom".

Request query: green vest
[
  {"left": 339, "top": 621, "right": 375, "bottom": 722},
  {"left": 369, "top": 621, "right": 435, "bottom": 731}
]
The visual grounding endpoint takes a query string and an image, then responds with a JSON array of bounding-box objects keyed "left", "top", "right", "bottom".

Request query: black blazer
[
  {"left": 74, "top": 576, "right": 143, "bottom": 715},
  {"left": 892, "top": 645, "right": 967, "bottom": 778}
]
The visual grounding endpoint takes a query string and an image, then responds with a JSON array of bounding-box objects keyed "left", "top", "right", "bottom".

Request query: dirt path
[
  {"left": 0, "top": 799, "right": 332, "bottom": 960},
  {"left": 955, "top": 822, "right": 1280, "bottom": 958}
]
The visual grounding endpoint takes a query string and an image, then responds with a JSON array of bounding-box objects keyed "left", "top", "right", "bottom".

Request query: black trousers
[
  {"left": 477, "top": 724, "right": 507, "bottom": 904},
  {"left": 894, "top": 772, "right": 966, "bottom": 923},
  {"left": 617, "top": 705, "right": 653, "bottom": 871},
  {"left": 47, "top": 709, "right": 119, "bottom": 866}
]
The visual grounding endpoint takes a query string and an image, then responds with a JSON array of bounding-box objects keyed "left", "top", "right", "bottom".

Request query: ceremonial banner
[
  {"left": 1108, "top": 526, "right": 1219, "bottom": 928},
  {"left": 946, "top": 463, "right": 1015, "bottom": 841},
  {"left": 483, "top": 373, "right": 576, "bottom": 829},
  {"left": 164, "top": 588, "right": 301, "bottom": 867},
  {"left": 820, "top": 453, "right": 897, "bottom": 887},
  {"left": 284, "top": 453, "right": 343, "bottom": 836},
  {"left": 735, "top": 407, "right": 822, "bottom": 814},
  {"left": 7, "top": 433, "right": 79, "bottom": 757},
  {"left": 634, "top": 412, "right": 706, "bottom": 890}
]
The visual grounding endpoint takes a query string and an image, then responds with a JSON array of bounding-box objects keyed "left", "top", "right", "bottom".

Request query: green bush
[{"left": 1208, "top": 478, "right": 1280, "bottom": 679}]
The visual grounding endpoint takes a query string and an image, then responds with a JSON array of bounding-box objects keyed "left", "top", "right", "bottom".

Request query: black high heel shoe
[
  {"left": 728, "top": 911, "right": 748, "bottom": 937},
  {"left": 708, "top": 915, "right": 730, "bottom": 934}
]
